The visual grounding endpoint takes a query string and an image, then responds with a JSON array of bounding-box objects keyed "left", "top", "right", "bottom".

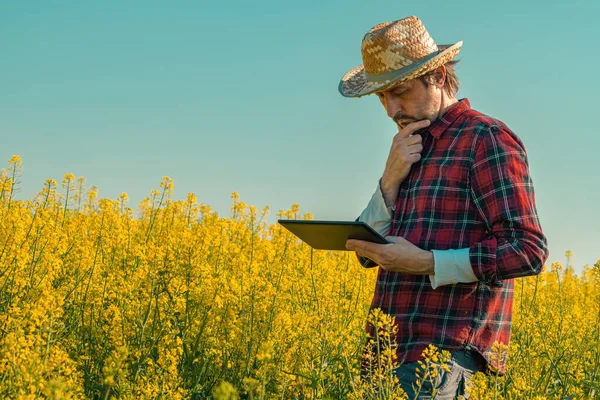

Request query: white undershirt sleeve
[
  {"left": 429, "top": 248, "right": 478, "bottom": 289},
  {"left": 357, "top": 179, "right": 394, "bottom": 237}
]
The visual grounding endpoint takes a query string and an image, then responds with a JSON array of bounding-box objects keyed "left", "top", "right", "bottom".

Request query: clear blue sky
[{"left": 1, "top": 0, "right": 598, "bottom": 272}]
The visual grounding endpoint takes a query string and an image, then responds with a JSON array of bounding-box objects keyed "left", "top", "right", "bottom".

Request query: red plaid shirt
[{"left": 357, "top": 98, "right": 548, "bottom": 375}]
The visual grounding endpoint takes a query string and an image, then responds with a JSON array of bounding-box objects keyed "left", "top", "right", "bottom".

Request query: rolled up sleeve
[
  {"left": 468, "top": 125, "right": 549, "bottom": 283},
  {"left": 358, "top": 178, "right": 394, "bottom": 236},
  {"left": 354, "top": 179, "right": 393, "bottom": 268}
]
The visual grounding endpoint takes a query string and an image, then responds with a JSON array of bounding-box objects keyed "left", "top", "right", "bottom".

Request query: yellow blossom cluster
[{"left": 0, "top": 155, "right": 598, "bottom": 399}]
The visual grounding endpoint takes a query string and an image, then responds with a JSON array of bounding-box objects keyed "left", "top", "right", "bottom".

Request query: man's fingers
[
  {"left": 407, "top": 134, "right": 423, "bottom": 145},
  {"left": 397, "top": 119, "right": 431, "bottom": 138},
  {"left": 406, "top": 143, "right": 423, "bottom": 154},
  {"left": 345, "top": 239, "right": 376, "bottom": 253},
  {"left": 346, "top": 239, "right": 381, "bottom": 260}
]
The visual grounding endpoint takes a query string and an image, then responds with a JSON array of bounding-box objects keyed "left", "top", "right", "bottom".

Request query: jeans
[{"left": 393, "top": 349, "right": 485, "bottom": 399}]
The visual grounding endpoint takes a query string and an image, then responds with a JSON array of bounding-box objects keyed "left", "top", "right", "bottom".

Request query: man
[{"left": 339, "top": 16, "right": 548, "bottom": 399}]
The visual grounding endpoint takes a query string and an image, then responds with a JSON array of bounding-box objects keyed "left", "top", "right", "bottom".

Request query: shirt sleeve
[
  {"left": 354, "top": 179, "right": 392, "bottom": 268},
  {"left": 429, "top": 248, "right": 477, "bottom": 289},
  {"left": 468, "top": 125, "right": 549, "bottom": 284},
  {"left": 357, "top": 178, "right": 394, "bottom": 236}
]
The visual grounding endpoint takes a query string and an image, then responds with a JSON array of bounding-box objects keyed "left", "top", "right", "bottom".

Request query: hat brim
[{"left": 339, "top": 41, "right": 463, "bottom": 98}]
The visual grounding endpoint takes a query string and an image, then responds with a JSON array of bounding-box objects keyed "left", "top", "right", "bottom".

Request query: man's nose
[{"left": 384, "top": 97, "right": 402, "bottom": 120}]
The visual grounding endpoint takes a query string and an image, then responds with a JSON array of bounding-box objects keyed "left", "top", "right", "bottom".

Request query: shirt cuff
[
  {"left": 357, "top": 179, "right": 394, "bottom": 237},
  {"left": 429, "top": 248, "right": 477, "bottom": 289}
]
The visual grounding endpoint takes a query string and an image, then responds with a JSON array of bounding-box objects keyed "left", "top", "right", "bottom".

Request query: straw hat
[{"left": 339, "top": 16, "right": 462, "bottom": 98}]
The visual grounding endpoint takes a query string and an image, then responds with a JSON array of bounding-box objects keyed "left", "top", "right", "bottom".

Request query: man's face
[{"left": 374, "top": 75, "right": 442, "bottom": 129}]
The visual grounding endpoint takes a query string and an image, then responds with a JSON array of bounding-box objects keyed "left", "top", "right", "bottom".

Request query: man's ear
[{"left": 434, "top": 65, "right": 446, "bottom": 88}]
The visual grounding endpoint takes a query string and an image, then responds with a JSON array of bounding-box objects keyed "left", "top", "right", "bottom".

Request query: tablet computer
[{"left": 277, "top": 219, "right": 390, "bottom": 251}]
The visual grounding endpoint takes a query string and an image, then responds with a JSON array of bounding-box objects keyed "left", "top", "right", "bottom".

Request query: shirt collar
[{"left": 426, "top": 98, "right": 471, "bottom": 139}]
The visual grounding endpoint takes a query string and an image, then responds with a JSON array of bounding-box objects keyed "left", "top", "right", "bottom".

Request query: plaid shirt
[{"left": 357, "top": 98, "right": 548, "bottom": 375}]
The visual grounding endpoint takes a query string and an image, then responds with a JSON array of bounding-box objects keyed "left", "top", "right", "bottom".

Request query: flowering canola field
[{"left": 0, "top": 156, "right": 599, "bottom": 399}]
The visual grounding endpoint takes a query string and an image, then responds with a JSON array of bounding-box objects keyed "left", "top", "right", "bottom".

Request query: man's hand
[
  {"left": 345, "top": 236, "right": 435, "bottom": 275},
  {"left": 380, "top": 119, "right": 430, "bottom": 207}
]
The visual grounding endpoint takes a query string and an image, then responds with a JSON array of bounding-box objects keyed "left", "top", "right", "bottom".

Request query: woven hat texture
[{"left": 339, "top": 16, "right": 462, "bottom": 98}]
